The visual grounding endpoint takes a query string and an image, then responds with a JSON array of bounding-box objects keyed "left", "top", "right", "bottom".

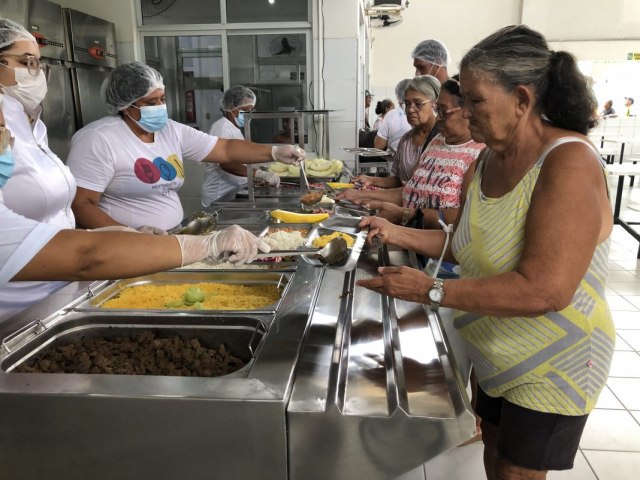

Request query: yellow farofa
[
  {"left": 312, "top": 232, "right": 355, "bottom": 248},
  {"left": 101, "top": 283, "right": 281, "bottom": 310}
]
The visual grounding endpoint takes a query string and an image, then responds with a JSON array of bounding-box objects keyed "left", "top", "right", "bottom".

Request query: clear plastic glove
[
  {"left": 272, "top": 144, "right": 305, "bottom": 165},
  {"left": 176, "top": 225, "right": 270, "bottom": 267},
  {"left": 255, "top": 169, "right": 281, "bottom": 187},
  {"left": 137, "top": 225, "right": 168, "bottom": 235}
]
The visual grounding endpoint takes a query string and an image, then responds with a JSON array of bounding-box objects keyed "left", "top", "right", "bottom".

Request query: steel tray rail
[{"left": 287, "top": 249, "right": 475, "bottom": 480}]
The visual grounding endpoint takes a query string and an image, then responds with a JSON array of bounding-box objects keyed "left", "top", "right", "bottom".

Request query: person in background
[
  {"left": 68, "top": 61, "right": 303, "bottom": 232},
  {"left": 358, "top": 25, "right": 613, "bottom": 479},
  {"left": 343, "top": 75, "right": 440, "bottom": 199},
  {"left": 624, "top": 96, "right": 634, "bottom": 117},
  {"left": 411, "top": 38, "right": 451, "bottom": 85},
  {"left": 372, "top": 98, "right": 394, "bottom": 130},
  {"left": 600, "top": 99, "right": 616, "bottom": 117},
  {"left": 1, "top": 96, "right": 269, "bottom": 322},
  {"left": 373, "top": 78, "right": 412, "bottom": 153},
  {"left": 201, "top": 86, "right": 280, "bottom": 207},
  {"left": 364, "top": 89, "right": 374, "bottom": 129}
]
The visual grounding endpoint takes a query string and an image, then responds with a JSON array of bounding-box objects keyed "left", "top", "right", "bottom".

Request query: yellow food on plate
[
  {"left": 270, "top": 209, "right": 329, "bottom": 223},
  {"left": 326, "top": 182, "right": 355, "bottom": 189},
  {"left": 100, "top": 283, "right": 281, "bottom": 310},
  {"left": 312, "top": 232, "right": 355, "bottom": 248}
]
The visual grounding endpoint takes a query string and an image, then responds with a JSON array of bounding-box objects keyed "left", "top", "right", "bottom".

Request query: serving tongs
[
  {"left": 254, "top": 237, "right": 349, "bottom": 265},
  {"left": 299, "top": 159, "right": 311, "bottom": 191}
]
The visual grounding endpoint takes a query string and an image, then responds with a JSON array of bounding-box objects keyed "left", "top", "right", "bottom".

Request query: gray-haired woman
[
  {"left": 344, "top": 75, "right": 441, "bottom": 202},
  {"left": 358, "top": 25, "right": 613, "bottom": 479}
]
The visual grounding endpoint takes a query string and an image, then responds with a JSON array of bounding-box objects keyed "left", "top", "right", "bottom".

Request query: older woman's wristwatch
[{"left": 427, "top": 278, "right": 445, "bottom": 311}]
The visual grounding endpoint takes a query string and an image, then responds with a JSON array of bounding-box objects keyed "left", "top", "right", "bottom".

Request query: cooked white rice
[{"left": 261, "top": 230, "right": 307, "bottom": 250}]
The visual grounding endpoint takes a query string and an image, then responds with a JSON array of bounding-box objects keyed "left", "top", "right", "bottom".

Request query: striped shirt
[
  {"left": 451, "top": 136, "right": 615, "bottom": 415},
  {"left": 402, "top": 134, "right": 484, "bottom": 209}
]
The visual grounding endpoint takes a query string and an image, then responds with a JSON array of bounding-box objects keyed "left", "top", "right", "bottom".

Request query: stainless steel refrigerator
[
  {"left": 0, "top": 0, "right": 76, "bottom": 161},
  {"left": 62, "top": 7, "right": 117, "bottom": 129}
]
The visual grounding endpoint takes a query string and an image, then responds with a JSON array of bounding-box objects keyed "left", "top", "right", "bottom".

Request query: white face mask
[{"left": 1, "top": 67, "right": 48, "bottom": 113}]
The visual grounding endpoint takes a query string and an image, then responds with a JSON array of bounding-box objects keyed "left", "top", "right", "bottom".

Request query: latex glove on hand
[
  {"left": 272, "top": 144, "right": 305, "bottom": 165},
  {"left": 137, "top": 225, "right": 168, "bottom": 235},
  {"left": 176, "top": 225, "right": 270, "bottom": 267},
  {"left": 255, "top": 169, "right": 281, "bottom": 187}
]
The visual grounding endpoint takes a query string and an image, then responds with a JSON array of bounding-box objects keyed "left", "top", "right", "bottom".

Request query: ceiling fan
[
  {"left": 141, "top": 0, "right": 177, "bottom": 17},
  {"left": 370, "top": 13, "right": 403, "bottom": 28}
]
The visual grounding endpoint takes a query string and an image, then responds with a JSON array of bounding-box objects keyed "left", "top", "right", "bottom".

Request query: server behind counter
[{"left": 67, "top": 61, "right": 303, "bottom": 233}]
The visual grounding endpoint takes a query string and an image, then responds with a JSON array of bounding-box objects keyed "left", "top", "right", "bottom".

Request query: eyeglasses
[
  {"left": 402, "top": 99, "right": 431, "bottom": 111},
  {"left": 0, "top": 126, "right": 15, "bottom": 154},
  {"left": 435, "top": 106, "right": 462, "bottom": 119},
  {"left": 0, "top": 53, "right": 48, "bottom": 78}
]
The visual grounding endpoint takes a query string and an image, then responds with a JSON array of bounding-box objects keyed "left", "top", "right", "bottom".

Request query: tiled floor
[{"left": 420, "top": 176, "right": 640, "bottom": 479}]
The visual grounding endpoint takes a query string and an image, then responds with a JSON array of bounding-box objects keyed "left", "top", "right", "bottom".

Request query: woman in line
[
  {"left": 201, "top": 85, "right": 280, "bottom": 207},
  {"left": 68, "top": 61, "right": 302, "bottom": 232},
  {"left": 372, "top": 98, "right": 394, "bottom": 131},
  {"left": 1, "top": 93, "right": 269, "bottom": 322},
  {"left": 358, "top": 25, "right": 613, "bottom": 479},
  {"left": 359, "top": 78, "right": 484, "bottom": 228},
  {"left": 341, "top": 75, "right": 440, "bottom": 201}
]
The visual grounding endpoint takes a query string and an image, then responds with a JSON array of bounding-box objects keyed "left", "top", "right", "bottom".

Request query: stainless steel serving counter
[{"left": 0, "top": 199, "right": 474, "bottom": 480}]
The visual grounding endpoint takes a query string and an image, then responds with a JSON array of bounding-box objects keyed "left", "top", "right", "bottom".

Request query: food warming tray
[
  {"left": 2, "top": 313, "right": 267, "bottom": 378},
  {"left": 73, "top": 271, "right": 292, "bottom": 313}
]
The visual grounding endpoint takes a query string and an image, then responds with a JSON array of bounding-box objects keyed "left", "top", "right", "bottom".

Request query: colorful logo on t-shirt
[{"left": 134, "top": 155, "right": 185, "bottom": 184}]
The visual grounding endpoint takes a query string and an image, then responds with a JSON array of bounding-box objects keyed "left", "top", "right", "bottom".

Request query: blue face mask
[
  {"left": 0, "top": 148, "right": 15, "bottom": 189},
  {"left": 235, "top": 111, "right": 246, "bottom": 128},
  {"left": 132, "top": 104, "right": 168, "bottom": 132}
]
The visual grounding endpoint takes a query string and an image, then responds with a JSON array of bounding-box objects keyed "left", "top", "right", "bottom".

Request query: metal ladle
[{"left": 254, "top": 237, "right": 349, "bottom": 265}]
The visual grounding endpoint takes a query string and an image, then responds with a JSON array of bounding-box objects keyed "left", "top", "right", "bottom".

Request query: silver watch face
[{"left": 429, "top": 286, "right": 444, "bottom": 303}]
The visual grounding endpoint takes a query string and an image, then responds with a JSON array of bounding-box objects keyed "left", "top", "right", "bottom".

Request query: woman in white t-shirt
[
  {"left": 201, "top": 85, "right": 280, "bottom": 207},
  {"left": 68, "top": 62, "right": 302, "bottom": 232}
]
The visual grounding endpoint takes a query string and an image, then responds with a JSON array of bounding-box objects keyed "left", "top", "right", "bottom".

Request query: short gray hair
[
  {"left": 394, "top": 78, "right": 412, "bottom": 103},
  {"left": 405, "top": 75, "right": 441, "bottom": 102}
]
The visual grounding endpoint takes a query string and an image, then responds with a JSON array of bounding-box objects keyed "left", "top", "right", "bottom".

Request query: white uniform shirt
[
  {"left": 0, "top": 95, "right": 74, "bottom": 323},
  {"left": 201, "top": 116, "right": 247, "bottom": 207},
  {"left": 1, "top": 95, "right": 76, "bottom": 228},
  {"left": 376, "top": 106, "right": 411, "bottom": 153},
  {"left": 0, "top": 192, "right": 63, "bottom": 323},
  {"left": 67, "top": 116, "right": 217, "bottom": 231}
]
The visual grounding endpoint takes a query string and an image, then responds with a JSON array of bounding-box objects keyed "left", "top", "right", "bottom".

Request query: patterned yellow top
[{"left": 451, "top": 137, "right": 615, "bottom": 415}]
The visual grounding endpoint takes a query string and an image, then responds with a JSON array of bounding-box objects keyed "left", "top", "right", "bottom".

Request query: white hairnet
[
  {"left": 220, "top": 85, "right": 256, "bottom": 111},
  {"left": 411, "top": 39, "right": 450, "bottom": 67},
  {"left": 395, "top": 78, "right": 412, "bottom": 103},
  {"left": 0, "top": 18, "right": 37, "bottom": 50},
  {"left": 102, "top": 61, "right": 165, "bottom": 114}
]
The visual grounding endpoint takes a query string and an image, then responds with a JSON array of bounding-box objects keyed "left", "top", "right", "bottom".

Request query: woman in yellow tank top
[{"left": 357, "top": 25, "right": 614, "bottom": 480}]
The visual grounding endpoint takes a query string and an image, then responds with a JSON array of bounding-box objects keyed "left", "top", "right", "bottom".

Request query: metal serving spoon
[{"left": 254, "top": 237, "right": 349, "bottom": 265}]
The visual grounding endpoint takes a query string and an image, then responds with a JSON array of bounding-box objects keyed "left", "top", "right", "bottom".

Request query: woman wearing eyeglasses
[
  {"left": 339, "top": 75, "right": 440, "bottom": 201},
  {"left": 0, "top": 19, "right": 79, "bottom": 316}
]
